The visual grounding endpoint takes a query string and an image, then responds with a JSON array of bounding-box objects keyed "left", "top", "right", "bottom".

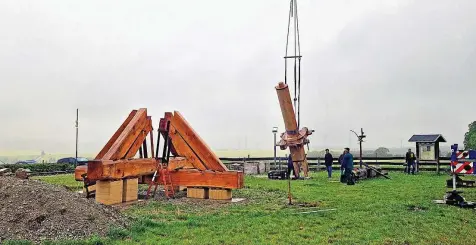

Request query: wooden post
[
  {"left": 436, "top": 143, "right": 440, "bottom": 174},
  {"left": 415, "top": 143, "right": 420, "bottom": 173},
  {"left": 150, "top": 131, "right": 155, "bottom": 158}
]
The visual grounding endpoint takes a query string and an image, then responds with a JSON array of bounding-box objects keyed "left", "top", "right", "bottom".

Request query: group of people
[
  {"left": 324, "top": 148, "right": 355, "bottom": 185},
  {"left": 287, "top": 147, "right": 417, "bottom": 182}
]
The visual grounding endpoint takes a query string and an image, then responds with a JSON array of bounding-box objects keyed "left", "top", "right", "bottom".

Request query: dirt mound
[{"left": 0, "top": 177, "right": 129, "bottom": 244}]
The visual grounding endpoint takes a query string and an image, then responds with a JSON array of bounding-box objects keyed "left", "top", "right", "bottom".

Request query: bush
[{"left": 0, "top": 163, "right": 75, "bottom": 173}]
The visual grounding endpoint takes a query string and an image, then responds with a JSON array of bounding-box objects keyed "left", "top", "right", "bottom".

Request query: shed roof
[{"left": 408, "top": 134, "right": 447, "bottom": 143}]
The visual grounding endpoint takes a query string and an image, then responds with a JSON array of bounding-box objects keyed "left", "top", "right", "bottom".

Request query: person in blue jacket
[{"left": 343, "top": 148, "right": 354, "bottom": 184}]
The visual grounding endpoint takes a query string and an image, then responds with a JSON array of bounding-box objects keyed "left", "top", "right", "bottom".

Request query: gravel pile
[{"left": 0, "top": 177, "right": 129, "bottom": 244}]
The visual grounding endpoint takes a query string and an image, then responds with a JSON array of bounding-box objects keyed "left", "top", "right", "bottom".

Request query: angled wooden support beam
[
  {"left": 102, "top": 108, "right": 149, "bottom": 160},
  {"left": 95, "top": 110, "right": 137, "bottom": 159},
  {"left": 124, "top": 117, "right": 153, "bottom": 159},
  {"left": 170, "top": 111, "right": 227, "bottom": 171},
  {"left": 125, "top": 130, "right": 148, "bottom": 159},
  {"left": 169, "top": 124, "right": 207, "bottom": 170}
]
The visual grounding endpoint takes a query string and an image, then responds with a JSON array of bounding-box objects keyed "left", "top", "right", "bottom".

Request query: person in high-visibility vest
[{"left": 405, "top": 148, "right": 416, "bottom": 174}]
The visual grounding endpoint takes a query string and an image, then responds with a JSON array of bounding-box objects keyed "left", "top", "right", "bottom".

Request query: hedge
[{"left": 0, "top": 163, "right": 76, "bottom": 173}]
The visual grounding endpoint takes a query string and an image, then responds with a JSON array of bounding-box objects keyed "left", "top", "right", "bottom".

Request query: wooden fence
[
  {"left": 220, "top": 156, "right": 453, "bottom": 173},
  {"left": 2, "top": 156, "right": 454, "bottom": 176}
]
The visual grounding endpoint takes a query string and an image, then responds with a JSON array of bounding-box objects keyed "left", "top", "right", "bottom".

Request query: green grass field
[{"left": 22, "top": 172, "right": 476, "bottom": 245}]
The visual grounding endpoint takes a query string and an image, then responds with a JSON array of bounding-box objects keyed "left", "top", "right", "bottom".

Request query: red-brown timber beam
[
  {"left": 170, "top": 111, "right": 227, "bottom": 171},
  {"left": 143, "top": 169, "right": 244, "bottom": 189},
  {"left": 102, "top": 108, "right": 148, "bottom": 160},
  {"left": 95, "top": 110, "right": 137, "bottom": 160}
]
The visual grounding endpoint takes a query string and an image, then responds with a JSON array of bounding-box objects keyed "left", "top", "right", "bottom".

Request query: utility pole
[
  {"left": 75, "top": 108, "right": 79, "bottom": 166},
  {"left": 350, "top": 128, "right": 366, "bottom": 168}
]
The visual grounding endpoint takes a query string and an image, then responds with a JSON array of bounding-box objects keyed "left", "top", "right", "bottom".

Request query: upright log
[{"left": 275, "top": 82, "right": 312, "bottom": 177}]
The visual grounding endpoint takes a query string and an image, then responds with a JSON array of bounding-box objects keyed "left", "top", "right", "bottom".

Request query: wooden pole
[
  {"left": 359, "top": 140, "right": 363, "bottom": 168},
  {"left": 75, "top": 108, "right": 78, "bottom": 166},
  {"left": 416, "top": 143, "right": 420, "bottom": 173},
  {"left": 436, "top": 143, "right": 440, "bottom": 175},
  {"left": 150, "top": 131, "right": 155, "bottom": 158},
  {"left": 288, "top": 173, "right": 292, "bottom": 205}
]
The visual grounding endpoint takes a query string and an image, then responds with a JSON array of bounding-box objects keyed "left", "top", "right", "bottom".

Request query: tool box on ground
[{"left": 268, "top": 170, "right": 288, "bottom": 180}]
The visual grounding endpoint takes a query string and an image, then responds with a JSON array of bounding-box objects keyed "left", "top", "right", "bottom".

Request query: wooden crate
[
  {"left": 122, "top": 178, "right": 139, "bottom": 202},
  {"left": 209, "top": 188, "right": 232, "bottom": 200},
  {"left": 96, "top": 180, "right": 123, "bottom": 205},
  {"left": 187, "top": 187, "right": 209, "bottom": 199}
]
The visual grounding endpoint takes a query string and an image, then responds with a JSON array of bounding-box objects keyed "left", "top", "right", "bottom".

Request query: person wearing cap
[{"left": 324, "top": 149, "right": 333, "bottom": 178}]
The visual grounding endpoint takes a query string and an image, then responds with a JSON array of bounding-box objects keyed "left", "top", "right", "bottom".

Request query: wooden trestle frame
[{"left": 75, "top": 109, "right": 244, "bottom": 192}]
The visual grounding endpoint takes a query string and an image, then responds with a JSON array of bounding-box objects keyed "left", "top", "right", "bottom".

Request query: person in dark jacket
[
  {"left": 324, "top": 149, "right": 333, "bottom": 178},
  {"left": 405, "top": 148, "right": 416, "bottom": 174},
  {"left": 343, "top": 148, "right": 354, "bottom": 184},
  {"left": 287, "top": 154, "right": 294, "bottom": 179},
  {"left": 338, "top": 151, "right": 345, "bottom": 183}
]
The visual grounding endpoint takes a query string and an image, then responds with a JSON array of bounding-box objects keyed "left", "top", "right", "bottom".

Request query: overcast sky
[{"left": 0, "top": 0, "right": 475, "bottom": 155}]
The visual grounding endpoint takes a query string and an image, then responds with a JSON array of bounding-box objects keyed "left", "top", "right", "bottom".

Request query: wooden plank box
[
  {"left": 187, "top": 187, "right": 209, "bottom": 199},
  {"left": 95, "top": 180, "right": 123, "bottom": 205},
  {"left": 209, "top": 188, "right": 232, "bottom": 200},
  {"left": 123, "top": 178, "right": 139, "bottom": 202}
]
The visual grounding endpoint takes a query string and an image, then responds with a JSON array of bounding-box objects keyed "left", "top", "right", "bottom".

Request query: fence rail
[
  {"left": 220, "top": 156, "right": 451, "bottom": 162},
  {"left": 221, "top": 156, "right": 453, "bottom": 172},
  {"left": 30, "top": 170, "right": 76, "bottom": 176},
  {"left": 1, "top": 156, "right": 455, "bottom": 176}
]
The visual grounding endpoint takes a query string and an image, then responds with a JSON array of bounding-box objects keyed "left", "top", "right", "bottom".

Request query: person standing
[
  {"left": 287, "top": 154, "right": 294, "bottom": 179},
  {"left": 324, "top": 149, "right": 333, "bottom": 178},
  {"left": 339, "top": 151, "right": 345, "bottom": 183},
  {"left": 343, "top": 148, "right": 354, "bottom": 184},
  {"left": 405, "top": 148, "right": 416, "bottom": 174}
]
